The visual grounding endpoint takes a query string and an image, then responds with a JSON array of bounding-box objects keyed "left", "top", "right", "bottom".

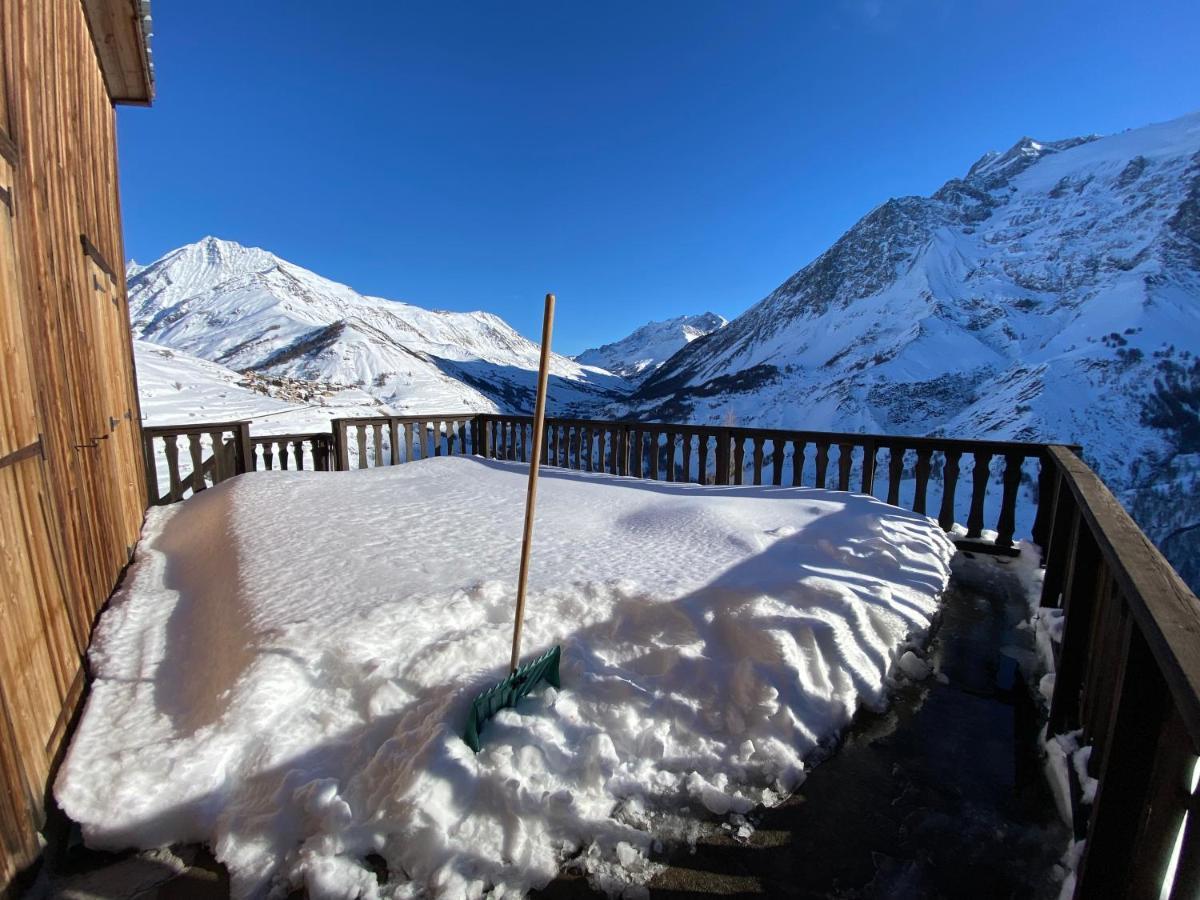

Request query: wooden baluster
[
  {"left": 1047, "top": 511, "right": 1099, "bottom": 733},
  {"left": 388, "top": 420, "right": 400, "bottom": 464},
  {"left": 294, "top": 440, "right": 305, "bottom": 471},
  {"left": 837, "top": 442, "right": 853, "bottom": 492},
  {"left": 733, "top": 437, "right": 746, "bottom": 485},
  {"left": 165, "top": 435, "right": 182, "bottom": 499},
  {"left": 649, "top": 431, "right": 661, "bottom": 480},
  {"left": 996, "top": 454, "right": 1024, "bottom": 548},
  {"left": 752, "top": 437, "right": 764, "bottom": 485},
  {"left": 938, "top": 450, "right": 961, "bottom": 531},
  {"left": 372, "top": 423, "right": 384, "bottom": 466},
  {"left": 354, "top": 425, "right": 366, "bottom": 469},
  {"left": 860, "top": 440, "right": 877, "bottom": 495},
  {"left": 713, "top": 431, "right": 729, "bottom": 485},
  {"left": 772, "top": 439, "right": 784, "bottom": 486},
  {"left": 565, "top": 425, "right": 576, "bottom": 469},
  {"left": 278, "top": 441, "right": 289, "bottom": 470},
  {"left": 913, "top": 448, "right": 932, "bottom": 514},
  {"left": 582, "top": 426, "right": 592, "bottom": 472},
  {"left": 599, "top": 428, "right": 610, "bottom": 474},
  {"left": 697, "top": 434, "right": 709, "bottom": 484},
  {"left": 207, "top": 430, "right": 225, "bottom": 482},
  {"left": 663, "top": 432, "right": 675, "bottom": 482},
  {"left": 143, "top": 435, "right": 162, "bottom": 502},
  {"left": 792, "top": 440, "right": 805, "bottom": 487},
  {"left": 433, "top": 421, "right": 443, "bottom": 457},
  {"left": 618, "top": 426, "right": 629, "bottom": 476},
  {"left": 681, "top": 434, "right": 692, "bottom": 483},
  {"left": 631, "top": 429, "right": 643, "bottom": 477},
  {"left": 188, "top": 433, "right": 204, "bottom": 493},
  {"left": 459, "top": 420, "right": 469, "bottom": 456},
  {"left": 966, "top": 452, "right": 992, "bottom": 538},
  {"left": 814, "top": 442, "right": 829, "bottom": 489},
  {"left": 886, "top": 446, "right": 903, "bottom": 505},
  {"left": 1074, "top": 624, "right": 1173, "bottom": 899},
  {"left": 1038, "top": 466, "right": 1076, "bottom": 604},
  {"left": 1032, "top": 453, "right": 1056, "bottom": 550},
  {"left": 262, "top": 439, "right": 275, "bottom": 470},
  {"left": 404, "top": 422, "right": 415, "bottom": 462}
]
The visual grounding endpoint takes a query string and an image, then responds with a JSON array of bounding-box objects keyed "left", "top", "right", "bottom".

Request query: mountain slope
[
  {"left": 134, "top": 340, "right": 387, "bottom": 432},
  {"left": 623, "top": 112, "right": 1200, "bottom": 586},
  {"left": 574, "top": 313, "right": 727, "bottom": 381},
  {"left": 129, "top": 238, "right": 630, "bottom": 416}
]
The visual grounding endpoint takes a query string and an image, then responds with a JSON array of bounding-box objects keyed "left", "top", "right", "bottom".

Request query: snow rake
[{"left": 463, "top": 293, "right": 562, "bottom": 752}]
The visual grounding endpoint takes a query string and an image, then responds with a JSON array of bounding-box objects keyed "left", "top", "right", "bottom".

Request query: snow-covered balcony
[{"left": 48, "top": 414, "right": 1200, "bottom": 899}]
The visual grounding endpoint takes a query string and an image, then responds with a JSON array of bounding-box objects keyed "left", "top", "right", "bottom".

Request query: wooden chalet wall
[{"left": 0, "top": 0, "right": 149, "bottom": 890}]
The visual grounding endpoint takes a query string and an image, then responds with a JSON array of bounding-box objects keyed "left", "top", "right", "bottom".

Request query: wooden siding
[{"left": 0, "top": 0, "right": 147, "bottom": 890}]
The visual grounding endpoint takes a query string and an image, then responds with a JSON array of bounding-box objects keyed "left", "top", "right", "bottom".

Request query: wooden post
[
  {"left": 236, "top": 422, "right": 253, "bottom": 475},
  {"left": 509, "top": 294, "right": 555, "bottom": 674},
  {"left": 333, "top": 420, "right": 349, "bottom": 471},
  {"left": 715, "top": 430, "right": 730, "bottom": 485}
]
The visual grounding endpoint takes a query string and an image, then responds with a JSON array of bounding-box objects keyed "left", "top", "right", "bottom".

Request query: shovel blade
[{"left": 463, "top": 645, "right": 562, "bottom": 752}]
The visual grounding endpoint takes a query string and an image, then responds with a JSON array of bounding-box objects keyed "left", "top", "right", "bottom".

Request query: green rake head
[{"left": 463, "top": 645, "right": 562, "bottom": 752}]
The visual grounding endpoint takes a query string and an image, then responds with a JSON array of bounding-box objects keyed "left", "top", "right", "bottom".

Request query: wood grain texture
[{"left": 0, "top": 1, "right": 148, "bottom": 887}]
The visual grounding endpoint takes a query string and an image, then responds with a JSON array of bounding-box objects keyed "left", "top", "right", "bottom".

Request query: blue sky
[{"left": 118, "top": 0, "right": 1199, "bottom": 354}]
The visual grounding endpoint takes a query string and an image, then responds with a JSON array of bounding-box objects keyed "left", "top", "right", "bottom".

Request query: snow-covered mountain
[
  {"left": 574, "top": 312, "right": 727, "bottom": 381},
  {"left": 128, "top": 237, "right": 630, "bottom": 416},
  {"left": 621, "top": 111, "right": 1200, "bottom": 588}
]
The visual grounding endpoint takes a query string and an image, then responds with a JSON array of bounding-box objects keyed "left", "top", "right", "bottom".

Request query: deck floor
[
  {"left": 542, "top": 551, "right": 1069, "bottom": 899},
  {"left": 35, "top": 553, "right": 1067, "bottom": 899}
]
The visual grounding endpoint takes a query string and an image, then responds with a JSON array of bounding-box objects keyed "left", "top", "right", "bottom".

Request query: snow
[
  {"left": 135, "top": 341, "right": 386, "bottom": 433},
  {"left": 56, "top": 457, "right": 954, "bottom": 898}
]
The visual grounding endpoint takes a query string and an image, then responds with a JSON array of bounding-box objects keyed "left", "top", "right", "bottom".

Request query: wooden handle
[{"left": 509, "top": 293, "right": 555, "bottom": 672}]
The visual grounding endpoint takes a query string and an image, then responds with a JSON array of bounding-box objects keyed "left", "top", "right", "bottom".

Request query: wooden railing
[
  {"left": 140, "top": 413, "right": 1200, "bottom": 894},
  {"left": 331, "top": 415, "right": 480, "bottom": 469},
  {"left": 143, "top": 424, "right": 333, "bottom": 503},
  {"left": 250, "top": 432, "right": 334, "bottom": 472},
  {"left": 1039, "top": 446, "right": 1200, "bottom": 898},
  {"left": 475, "top": 413, "right": 1059, "bottom": 555},
  {"left": 142, "top": 421, "right": 251, "bottom": 506}
]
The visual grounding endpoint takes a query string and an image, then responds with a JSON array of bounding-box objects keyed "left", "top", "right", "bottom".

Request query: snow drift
[{"left": 57, "top": 458, "right": 954, "bottom": 898}]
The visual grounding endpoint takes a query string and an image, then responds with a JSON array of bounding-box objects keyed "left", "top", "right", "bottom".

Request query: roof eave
[{"left": 81, "top": 0, "right": 155, "bottom": 106}]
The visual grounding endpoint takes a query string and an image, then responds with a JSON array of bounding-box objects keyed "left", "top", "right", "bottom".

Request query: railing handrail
[
  {"left": 330, "top": 414, "right": 471, "bottom": 427},
  {"left": 143, "top": 419, "right": 250, "bottom": 436},
  {"left": 1048, "top": 444, "right": 1200, "bottom": 745},
  {"left": 249, "top": 431, "right": 333, "bottom": 444}
]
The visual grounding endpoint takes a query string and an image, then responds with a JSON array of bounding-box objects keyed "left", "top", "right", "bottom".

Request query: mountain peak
[
  {"left": 575, "top": 312, "right": 727, "bottom": 381},
  {"left": 965, "top": 133, "right": 1098, "bottom": 187}
]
